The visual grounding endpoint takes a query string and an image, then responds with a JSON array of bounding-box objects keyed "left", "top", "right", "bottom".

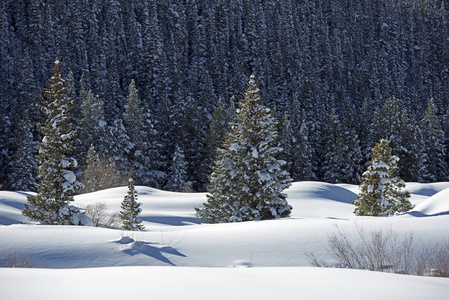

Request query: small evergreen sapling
[
  {"left": 120, "top": 178, "right": 144, "bottom": 231},
  {"left": 353, "top": 139, "right": 413, "bottom": 216}
]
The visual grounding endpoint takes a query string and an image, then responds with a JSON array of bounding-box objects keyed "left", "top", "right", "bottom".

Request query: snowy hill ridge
[{"left": 1, "top": 181, "right": 449, "bottom": 299}]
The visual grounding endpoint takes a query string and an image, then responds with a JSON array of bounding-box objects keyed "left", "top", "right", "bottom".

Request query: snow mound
[
  {"left": 406, "top": 182, "right": 449, "bottom": 197},
  {"left": 287, "top": 181, "right": 356, "bottom": 204},
  {"left": 411, "top": 187, "right": 449, "bottom": 216}
]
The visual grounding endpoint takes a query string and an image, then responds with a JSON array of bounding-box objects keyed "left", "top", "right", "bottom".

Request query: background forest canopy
[{"left": 1, "top": 0, "right": 449, "bottom": 192}]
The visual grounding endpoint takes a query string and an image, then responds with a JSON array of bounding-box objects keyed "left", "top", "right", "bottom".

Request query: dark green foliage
[
  {"left": 164, "top": 145, "right": 189, "bottom": 192},
  {"left": 6, "top": 111, "right": 37, "bottom": 191},
  {"left": 120, "top": 178, "right": 144, "bottom": 231},
  {"left": 419, "top": 99, "right": 447, "bottom": 182},
  {"left": 1, "top": 1, "right": 449, "bottom": 189},
  {"left": 353, "top": 139, "right": 413, "bottom": 216},
  {"left": 22, "top": 59, "right": 84, "bottom": 225},
  {"left": 197, "top": 75, "right": 292, "bottom": 223}
]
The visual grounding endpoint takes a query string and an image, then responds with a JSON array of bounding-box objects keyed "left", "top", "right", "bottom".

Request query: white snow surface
[{"left": 1, "top": 181, "right": 449, "bottom": 299}]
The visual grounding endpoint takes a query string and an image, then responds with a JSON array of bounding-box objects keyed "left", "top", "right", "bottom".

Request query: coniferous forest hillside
[{"left": 1, "top": 0, "right": 449, "bottom": 192}]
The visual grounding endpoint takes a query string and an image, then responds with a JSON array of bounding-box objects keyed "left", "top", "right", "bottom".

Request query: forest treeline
[{"left": 1, "top": 0, "right": 449, "bottom": 192}]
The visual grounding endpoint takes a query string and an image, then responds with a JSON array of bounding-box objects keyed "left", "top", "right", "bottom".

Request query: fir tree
[
  {"left": 6, "top": 110, "right": 37, "bottom": 191},
  {"left": 82, "top": 144, "right": 128, "bottom": 192},
  {"left": 353, "top": 139, "right": 413, "bottom": 216},
  {"left": 23, "top": 59, "right": 84, "bottom": 225},
  {"left": 164, "top": 145, "right": 189, "bottom": 192},
  {"left": 120, "top": 178, "right": 144, "bottom": 231},
  {"left": 419, "top": 99, "right": 447, "bottom": 182},
  {"left": 205, "top": 98, "right": 232, "bottom": 172},
  {"left": 77, "top": 90, "right": 107, "bottom": 168},
  {"left": 196, "top": 75, "right": 292, "bottom": 223},
  {"left": 123, "top": 79, "right": 160, "bottom": 187},
  {"left": 82, "top": 144, "right": 101, "bottom": 193}
]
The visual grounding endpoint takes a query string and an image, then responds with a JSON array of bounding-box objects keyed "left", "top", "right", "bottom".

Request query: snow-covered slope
[{"left": 1, "top": 181, "right": 449, "bottom": 299}]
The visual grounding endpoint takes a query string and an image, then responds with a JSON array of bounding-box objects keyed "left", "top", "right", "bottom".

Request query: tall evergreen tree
[
  {"left": 419, "top": 99, "right": 447, "bottom": 182},
  {"left": 321, "top": 109, "right": 347, "bottom": 183},
  {"left": 353, "top": 139, "right": 412, "bottom": 216},
  {"left": 197, "top": 75, "right": 292, "bottom": 223},
  {"left": 164, "top": 145, "right": 189, "bottom": 192},
  {"left": 123, "top": 79, "right": 151, "bottom": 185},
  {"left": 6, "top": 111, "right": 37, "bottom": 191},
  {"left": 120, "top": 177, "right": 144, "bottom": 231},
  {"left": 23, "top": 59, "right": 84, "bottom": 225},
  {"left": 82, "top": 143, "right": 128, "bottom": 192},
  {"left": 82, "top": 144, "right": 102, "bottom": 193},
  {"left": 0, "top": 108, "right": 12, "bottom": 189},
  {"left": 77, "top": 90, "right": 107, "bottom": 168},
  {"left": 205, "top": 98, "right": 232, "bottom": 173}
]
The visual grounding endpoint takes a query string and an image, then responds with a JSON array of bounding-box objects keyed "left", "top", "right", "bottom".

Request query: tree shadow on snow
[
  {"left": 114, "top": 237, "right": 186, "bottom": 266},
  {"left": 312, "top": 185, "right": 357, "bottom": 204},
  {"left": 139, "top": 216, "right": 201, "bottom": 226},
  {"left": 404, "top": 210, "right": 449, "bottom": 218}
]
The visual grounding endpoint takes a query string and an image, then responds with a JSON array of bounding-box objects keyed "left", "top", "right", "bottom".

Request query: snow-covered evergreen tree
[
  {"left": 82, "top": 144, "right": 128, "bottom": 192},
  {"left": 120, "top": 178, "right": 144, "bottom": 231},
  {"left": 164, "top": 145, "right": 189, "bottom": 192},
  {"left": 196, "top": 75, "right": 292, "bottom": 223},
  {"left": 353, "top": 139, "right": 413, "bottom": 216},
  {"left": 123, "top": 79, "right": 161, "bottom": 187},
  {"left": 205, "top": 98, "right": 232, "bottom": 172},
  {"left": 7, "top": 111, "right": 37, "bottom": 191},
  {"left": 82, "top": 144, "right": 101, "bottom": 193},
  {"left": 23, "top": 59, "right": 85, "bottom": 225},
  {"left": 76, "top": 90, "right": 108, "bottom": 169},
  {"left": 419, "top": 99, "right": 447, "bottom": 182}
]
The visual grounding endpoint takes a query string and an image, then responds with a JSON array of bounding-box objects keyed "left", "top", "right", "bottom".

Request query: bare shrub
[
  {"left": 306, "top": 224, "right": 449, "bottom": 277},
  {"left": 83, "top": 202, "right": 121, "bottom": 228},
  {"left": 7, "top": 251, "right": 34, "bottom": 268},
  {"left": 105, "top": 211, "right": 121, "bottom": 229}
]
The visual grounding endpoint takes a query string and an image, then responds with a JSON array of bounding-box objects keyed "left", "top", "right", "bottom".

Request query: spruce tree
[
  {"left": 23, "top": 59, "right": 84, "bottom": 225},
  {"left": 196, "top": 75, "right": 292, "bottom": 223},
  {"left": 82, "top": 144, "right": 128, "bottom": 192},
  {"left": 7, "top": 110, "right": 37, "bottom": 191},
  {"left": 82, "top": 144, "right": 102, "bottom": 193},
  {"left": 164, "top": 145, "right": 189, "bottom": 192},
  {"left": 120, "top": 178, "right": 144, "bottom": 231},
  {"left": 123, "top": 79, "right": 160, "bottom": 187},
  {"left": 419, "top": 99, "right": 447, "bottom": 182},
  {"left": 353, "top": 139, "right": 413, "bottom": 216}
]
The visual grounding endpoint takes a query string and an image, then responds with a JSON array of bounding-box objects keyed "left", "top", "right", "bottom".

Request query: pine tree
[
  {"left": 82, "top": 144, "right": 128, "bottom": 192},
  {"left": 77, "top": 90, "right": 107, "bottom": 168},
  {"left": 120, "top": 178, "right": 144, "bottom": 231},
  {"left": 196, "top": 75, "right": 292, "bottom": 223},
  {"left": 205, "top": 98, "right": 232, "bottom": 172},
  {"left": 23, "top": 59, "right": 84, "bottom": 225},
  {"left": 353, "top": 139, "right": 413, "bottom": 216},
  {"left": 294, "top": 119, "right": 316, "bottom": 181},
  {"left": 123, "top": 79, "right": 158, "bottom": 187},
  {"left": 321, "top": 109, "right": 347, "bottom": 183},
  {"left": 82, "top": 144, "right": 102, "bottom": 193},
  {"left": 419, "top": 99, "right": 447, "bottom": 182},
  {"left": 6, "top": 110, "right": 37, "bottom": 191},
  {"left": 164, "top": 145, "right": 189, "bottom": 192}
]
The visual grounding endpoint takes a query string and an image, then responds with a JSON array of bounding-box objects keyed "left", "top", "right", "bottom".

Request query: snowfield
[{"left": 1, "top": 181, "right": 449, "bottom": 299}]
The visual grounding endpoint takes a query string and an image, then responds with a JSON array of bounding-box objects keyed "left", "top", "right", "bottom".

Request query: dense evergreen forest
[{"left": 1, "top": 0, "right": 449, "bottom": 192}]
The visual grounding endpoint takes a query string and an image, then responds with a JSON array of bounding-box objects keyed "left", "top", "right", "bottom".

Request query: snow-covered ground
[{"left": 1, "top": 181, "right": 449, "bottom": 299}]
